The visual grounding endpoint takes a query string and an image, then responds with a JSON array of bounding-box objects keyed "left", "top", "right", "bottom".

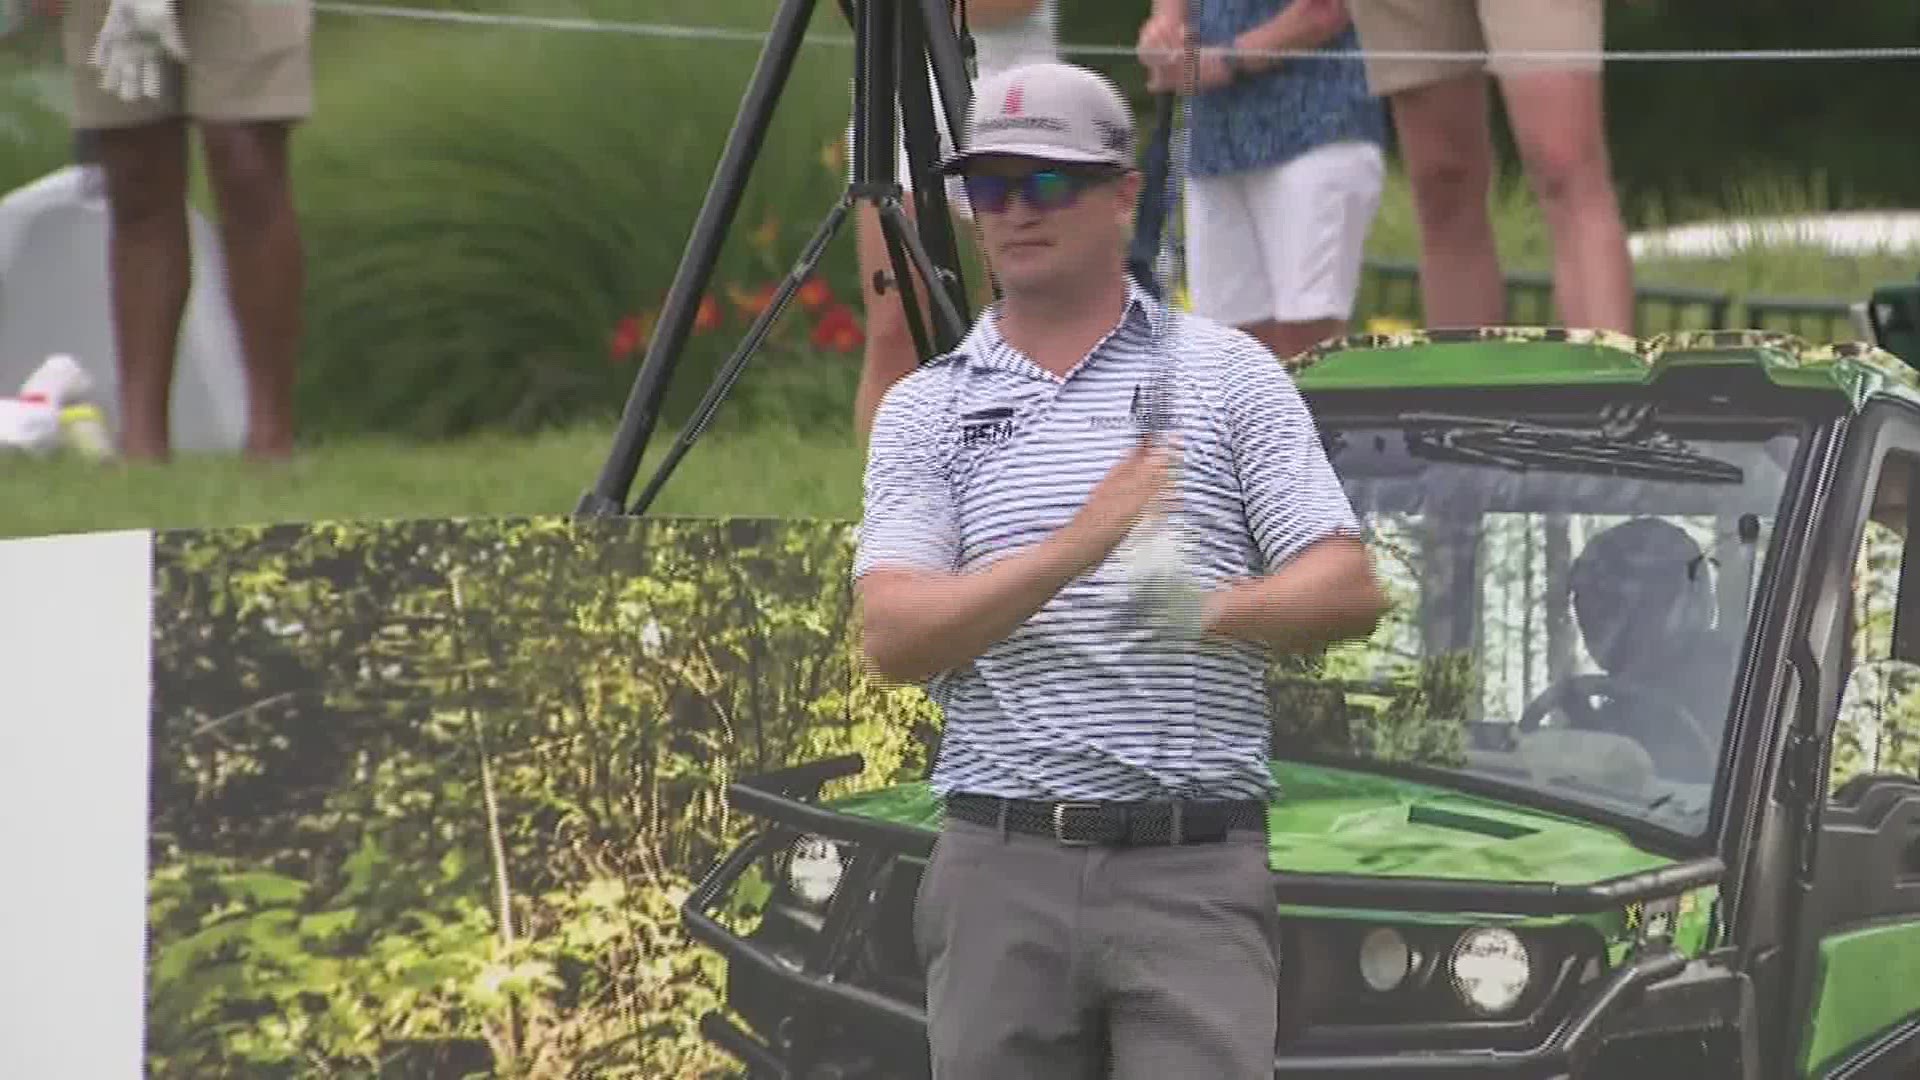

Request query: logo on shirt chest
[
  {"left": 1086, "top": 382, "right": 1162, "bottom": 431},
  {"left": 959, "top": 405, "right": 1017, "bottom": 447}
]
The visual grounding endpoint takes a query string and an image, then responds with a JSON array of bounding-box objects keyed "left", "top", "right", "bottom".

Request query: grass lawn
[{"left": 0, "top": 421, "right": 865, "bottom": 540}]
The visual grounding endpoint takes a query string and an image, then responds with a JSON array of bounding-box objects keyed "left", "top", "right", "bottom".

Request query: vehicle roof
[{"left": 1287, "top": 327, "right": 1920, "bottom": 413}]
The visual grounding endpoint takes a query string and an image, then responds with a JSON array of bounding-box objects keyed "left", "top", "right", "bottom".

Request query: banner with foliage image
[{"left": 145, "top": 515, "right": 942, "bottom": 1079}]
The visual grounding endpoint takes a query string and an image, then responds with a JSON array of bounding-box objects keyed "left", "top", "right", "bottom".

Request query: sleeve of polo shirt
[
  {"left": 1219, "top": 338, "right": 1364, "bottom": 571},
  {"left": 853, "top": 385, "right": 960, "bottom": 581}
]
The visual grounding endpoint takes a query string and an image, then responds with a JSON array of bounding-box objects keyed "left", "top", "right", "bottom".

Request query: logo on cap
[{"left": 1003, "top": 84, "right": 1024, "bottom": 116}]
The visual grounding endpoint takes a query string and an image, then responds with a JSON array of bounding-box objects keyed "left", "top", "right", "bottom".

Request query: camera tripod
[
  {"left": 576, "top": 0, "right": 1184, "bottom": 519},
  {"left": 575, "top": 0, "right": 981, "bottom": 518}
]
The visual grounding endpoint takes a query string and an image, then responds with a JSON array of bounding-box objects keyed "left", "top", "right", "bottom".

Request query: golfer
[{"left": 853, "top": 61, "right": 1388, "bottom": 1079}]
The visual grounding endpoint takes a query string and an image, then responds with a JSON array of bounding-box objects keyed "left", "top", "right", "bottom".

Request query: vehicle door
[{"left": 1786, "top": 397, "right": 1920, "bottom": 1079}]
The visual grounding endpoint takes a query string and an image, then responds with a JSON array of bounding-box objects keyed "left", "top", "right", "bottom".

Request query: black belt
[{"left": 944, "top": 793, "right": 1267, "bottom": 847}]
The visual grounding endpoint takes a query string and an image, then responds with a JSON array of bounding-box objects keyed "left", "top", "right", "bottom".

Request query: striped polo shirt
[{"left": 853, "top": 278, "right": 1360, "bottom": 803}]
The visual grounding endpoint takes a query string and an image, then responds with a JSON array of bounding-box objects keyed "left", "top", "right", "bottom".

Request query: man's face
[{"left": 959, "top": 155, "right": 1140, "bottom": 294}]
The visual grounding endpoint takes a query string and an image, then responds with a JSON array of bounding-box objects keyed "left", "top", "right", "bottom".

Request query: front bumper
[
  {"left": 680, "top": 755, "right": 1750, "bottom": 1079},
  {"left": 687, "top": 866, "right": 1689, "bottom": 1078}
]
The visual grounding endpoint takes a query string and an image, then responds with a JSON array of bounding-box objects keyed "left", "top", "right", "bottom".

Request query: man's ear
[{"left": 1115, "top": 169, "right": 1143, "bottom": 222}]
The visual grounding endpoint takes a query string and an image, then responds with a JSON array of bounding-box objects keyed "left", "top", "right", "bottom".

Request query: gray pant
[{"left": 913, "top": 815, "right": 1280, "bottom": 1079}]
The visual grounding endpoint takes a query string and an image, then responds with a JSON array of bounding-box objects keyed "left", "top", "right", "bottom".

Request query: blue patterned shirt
[{"left": 1187, "top": 0, "right": 1385, "bottom": 177}]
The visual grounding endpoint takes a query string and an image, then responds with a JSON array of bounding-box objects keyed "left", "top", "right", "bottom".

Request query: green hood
[
  {"left": 1257, "top": 761, "right": 1672, "bottom": 883},
  {"left": 826, "top": 759, "right": 1673, "bottom": 886}
]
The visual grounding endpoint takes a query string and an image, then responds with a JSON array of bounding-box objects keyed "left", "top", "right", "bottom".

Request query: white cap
[{"left": 938, "top": 61, "right": 1137, "bottom": 175}]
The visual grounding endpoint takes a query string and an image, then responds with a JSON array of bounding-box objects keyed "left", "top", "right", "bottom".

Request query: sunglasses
[{"left": 960, "top": 168, "right": 1118, "bottom": 214}]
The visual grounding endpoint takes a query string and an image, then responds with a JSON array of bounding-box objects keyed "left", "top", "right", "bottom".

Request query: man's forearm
[
  {"left": 1237, "top": 0, "right": 1350, "bottom": 67},
  {"left": 858, "top": 531, "right": 1091, "bottom": 684},
  {"left": 1203, "top": 535, "right": 1388, "bottom": 653}
]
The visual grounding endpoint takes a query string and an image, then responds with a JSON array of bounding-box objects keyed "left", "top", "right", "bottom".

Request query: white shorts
[{"left": 1184, "top": 140, "right": 1386, "bottom": 326}]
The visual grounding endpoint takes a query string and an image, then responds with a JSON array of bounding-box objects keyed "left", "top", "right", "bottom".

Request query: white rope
[{"left": 312, "top": 3, "right": 1920, "bottom": 64}]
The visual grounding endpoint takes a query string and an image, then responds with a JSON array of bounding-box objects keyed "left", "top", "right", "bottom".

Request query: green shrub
[
  {"left": 293, "top": 0, "right": 869, "bottom": 441},
  {"left": 0, "top": 51, "right": 73, "bottom": 193}
]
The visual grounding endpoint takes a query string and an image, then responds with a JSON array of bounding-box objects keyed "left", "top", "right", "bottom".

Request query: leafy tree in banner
[{"left": 147, "top": 516, "right": 936, "bottom": 1078}]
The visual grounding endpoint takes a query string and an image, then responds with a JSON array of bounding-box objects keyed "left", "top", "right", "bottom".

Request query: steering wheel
[{"left": 1517, "top": 672, "right": 1718, "bottom": 763}]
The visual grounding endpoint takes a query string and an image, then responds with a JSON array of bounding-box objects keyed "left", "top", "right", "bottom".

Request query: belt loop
[{"left": 1171, "top": 800, "right": 1184, "bottom": 846}]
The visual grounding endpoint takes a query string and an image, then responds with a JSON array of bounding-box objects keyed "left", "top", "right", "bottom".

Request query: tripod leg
[
  {"left": 628, "top": 196, "right": 857, "bottom": 517},
  {"left": 874, "top": 196, "right": 941, "bottom": 364},
  {"left": 912, "top": 0, "right": 973, "bottom": 160},
  {"left": 897, "top": 0, "right": 970, "bottom": 343},
  {"left": 876, "top": 197, "right": 969, "bottom": 348},
  {"left": 578, "top": 0, "right": 819, "bottom": 518}
]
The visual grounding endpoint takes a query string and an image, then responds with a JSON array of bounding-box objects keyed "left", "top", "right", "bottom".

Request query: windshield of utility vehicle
[{"left": 1279, "top": 410, "right": 1805, "bottom": 838}]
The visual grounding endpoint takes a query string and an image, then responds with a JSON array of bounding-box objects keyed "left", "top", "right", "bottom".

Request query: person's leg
[
  {"left": 1095, "top": 829, "right": 1281, "bottom": 1080},
  {"left": 1483, "top": 0, "right": 1634, "bottom": 334},
  {"left": 197, "top": 122, "right": 303, "bottom": 459},
  {"left": 1248, "top": 141, "right": 1388, "bottom": 360},
  {"left": 93, "top": 123, "right": 193, "bottom": 462},
  {"left": 1348, "top": 0, "right": 1505, "bottom": 328},
  {"left": 915, "top": 817, "right": 1105, "bottom": 1079},
  {"left": 187, "top": 0, "right": 312, "bottom": 459},
  {"left": 63, "top": 0, "right": 191, "bottom": 461}
]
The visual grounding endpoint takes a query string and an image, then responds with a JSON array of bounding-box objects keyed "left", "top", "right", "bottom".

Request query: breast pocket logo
[{"left": 959, "top": 405, "right": 1017, "bottom": 447}]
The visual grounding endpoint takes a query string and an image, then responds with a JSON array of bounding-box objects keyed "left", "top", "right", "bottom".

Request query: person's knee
[
  {"left": 1502, "top": 72, "right": 1616, "bottom": 206},
  {"left": 200, "top": 123, "right": 294, "bottom": 225},
  {"left": 94, "top": 124, "right": 188, "bottom": 225},
  {"left": 1389, "top": 78, "right": 1493, "bottom": 224},
  {"left": 1522, "top": 136, "right": 1612, "bottom": 209},
  {"left": 1405, "top": 145, "right": 1491, "bottom": 226}
]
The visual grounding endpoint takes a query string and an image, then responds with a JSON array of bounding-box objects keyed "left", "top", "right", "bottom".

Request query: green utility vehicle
[{"left": 677, "top": 283, "right": 1920, "bottom": 1078}]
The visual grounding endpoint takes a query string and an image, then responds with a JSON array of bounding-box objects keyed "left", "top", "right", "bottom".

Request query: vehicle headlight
[
  {"left": 1448, "top": 927, "right": 1531, "bottom": 1015},
  {"left": 786, "top": 835, "right": 844, "bottom": 908},
  {"left": 1358, "top": 927, "right": 1416, "bottom": 992}
]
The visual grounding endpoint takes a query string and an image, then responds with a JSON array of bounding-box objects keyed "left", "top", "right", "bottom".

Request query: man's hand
[
  {"left": 856, "top": 437, "right": 1179, "bottom": 684},
  {"left": 1137, "top": 10, "right": 1237, "bottom": 95},
  {"left": 89, "top": 0, "right": 187, "bottom": 103},
  {"left": 1060, "top": 436, "right": 1180, "bottom": 572},
  {"left": 1149, "top": 46, "right": 1238, "bottom": 94},
  {"left": 1136, "top": 9, "right": 1189, "bottom": 93},
  {"left": 1115, "top": 512, "right": 1208, "bottom": 639}
]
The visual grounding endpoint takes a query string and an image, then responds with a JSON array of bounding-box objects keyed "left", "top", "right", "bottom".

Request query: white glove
[
  {"left": 89, "top": 0, "right": 187, "bottom": 104},
  {"left": 1114, "top": 511, "right": 1208, "bottom": 641}
]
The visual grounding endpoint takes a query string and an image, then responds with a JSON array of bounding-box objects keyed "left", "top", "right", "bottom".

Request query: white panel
[{"left": 0, "top": 529, "right": 152, "bottom": 1080}]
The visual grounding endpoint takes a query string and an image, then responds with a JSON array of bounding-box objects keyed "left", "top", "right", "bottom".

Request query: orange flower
[
  {"left": 727, "top": 281, "right": 778, "bottom": 320},
  {"left": 694, "top": 295, "right": 723, "bottom": 333},
  {"left": 796, "top": 276, "right": 834, "bottom": 313},
  {"left": 810, "top": 302, "right": 865, "bottom": 353},
  {"left": 608, "top": 312, "right": 655, "bottom": 362}
]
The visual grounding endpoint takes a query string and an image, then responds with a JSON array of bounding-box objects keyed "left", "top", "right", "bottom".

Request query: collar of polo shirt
[{"left": 953, "top": 275, "right": 1174, "bottom": 376}]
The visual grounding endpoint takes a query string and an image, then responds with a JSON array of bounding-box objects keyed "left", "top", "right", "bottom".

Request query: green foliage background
[
  {"left": 147, "top": 516, "right": 943, "bottom": 1078},
  {"left": 4, "top": 0, "right": 1917, "bottom": 449}
]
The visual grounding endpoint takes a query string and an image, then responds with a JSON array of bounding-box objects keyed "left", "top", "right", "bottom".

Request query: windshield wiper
[{"left": 1401, "top": 412, "right": 1745, "bottom": 483}]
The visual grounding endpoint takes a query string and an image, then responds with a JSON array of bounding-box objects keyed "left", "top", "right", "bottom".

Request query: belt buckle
[{"left": 1051, "top": 802, "right": 1103, "bottom": 846}]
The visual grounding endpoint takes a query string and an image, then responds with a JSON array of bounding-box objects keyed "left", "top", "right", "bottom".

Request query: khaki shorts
[
  {"left": 1347, "top": 0, "right": 1603, "bottom": 98},
  {"left": 62, "top": 0, "right": 313, "bottom": 129}
]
